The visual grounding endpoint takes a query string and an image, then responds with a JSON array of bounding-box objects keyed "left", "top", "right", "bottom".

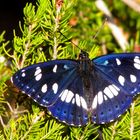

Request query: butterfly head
[{"left": 79, "top": 51, "right": 89, "bottom": 61}]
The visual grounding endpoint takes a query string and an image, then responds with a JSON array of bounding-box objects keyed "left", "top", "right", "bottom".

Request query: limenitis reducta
[{"left": 11, "top": 51, "right": 140, "bottom": 126}]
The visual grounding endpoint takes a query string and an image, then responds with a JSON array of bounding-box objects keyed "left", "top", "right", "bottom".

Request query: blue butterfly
[{"left": 11, "top": 51, "right": 140, "bottom": 126}]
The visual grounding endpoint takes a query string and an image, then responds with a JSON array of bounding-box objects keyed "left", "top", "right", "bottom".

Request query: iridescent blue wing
[
  {"left": 94, "top": 53, "right": 140, "bottom": 96},
  {"left": 11, "top": 60, "right": 88, "bottom": 126},
  {"left": 47, "top": 75, "right": 89, "bottom": 126},
  {"left": 91, "top": 53, "right": 140, "bottom": 124},
  {"left": 11, "top": 53, "right": 140, "bottom": 126}
]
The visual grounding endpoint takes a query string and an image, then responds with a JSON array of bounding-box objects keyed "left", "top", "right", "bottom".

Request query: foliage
[{"left": 0, "top": 0, "right": 140, "bottom": 139}]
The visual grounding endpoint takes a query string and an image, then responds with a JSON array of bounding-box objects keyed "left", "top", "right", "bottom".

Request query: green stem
[
  {"left": 130, "top": 102, "right": 135, "bottom": 139},
  {"left": 20, "top": 24, "right": 33, "bottom": 69},
  {"left": 53, "top": 6, "right": 60, "bottom": 59}
]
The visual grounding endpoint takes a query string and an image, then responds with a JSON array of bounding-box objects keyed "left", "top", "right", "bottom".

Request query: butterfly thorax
[
  {"left": 79, "top": 52, "right": 93, "bottom": 87},
  {"left": 78, "top": 51, "right": 94, "bottom": 109}
]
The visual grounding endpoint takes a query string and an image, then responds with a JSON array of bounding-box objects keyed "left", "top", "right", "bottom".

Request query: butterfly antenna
[
  {"left": 59, "top": 31, "right": 82, "bottom": 51},
  {"left": 93, "top": 18, "right": 107, "bottom": 40},
  {"left": 59, "top": 18, "right": 107, "bottom": 52}
]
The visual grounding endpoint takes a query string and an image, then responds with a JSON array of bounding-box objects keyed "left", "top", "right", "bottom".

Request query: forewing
[
  {"left": 11, "top": 60, "right": 88, "bottom": 126},
  {"left": 93, "top": 53, "right": 140, "bottom": 96}
]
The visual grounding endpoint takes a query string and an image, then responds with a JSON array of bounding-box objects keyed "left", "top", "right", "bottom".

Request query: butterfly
[{"left": 11, "top": 51, "right": 140, "bottom": 126}]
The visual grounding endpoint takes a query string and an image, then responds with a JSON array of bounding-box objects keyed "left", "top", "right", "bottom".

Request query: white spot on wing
[
  {"left": 35, "top": 73, "right": 42, "bottom": 81},
  {"left": 52, "top": 83, "right": 58, "bottom": 94},
  {"left": 80, "top": 96, "right": 87, "bottom": 110},
  {"left": 104, "top": 87, "right": 114, "bottom": 99},
  {"left": 116, "top": 58, "right": 121, "bottom": 65},
  {"left": 53, "top": 65, "right": 57, "bottom": 73},
  {"left": 134, "top": 63, "right": 140, "bottom": 70},
  {"left": 21, "top": 72, "right": 26, "bottom": 77},
  {"left": 104, "top": 95, "right": 108, "bottom": 100},
  {"left": 134, "top": 56, "right": 140, "bottom": 64},
  {"left": 75, "top": 94, "right": 81, "bottom": 107},
  {"left": 60, "top": 89, "right": 68, "bottom": 101},
  {"left": 36, "top": 66, "right": 41, "bottom": 70},
  {"left": 118, "top": 75, "right": 125, "bottom": 86},
  {"left": 130, "top": 74, "right": 137, "bottom": 83},
  {"left": 64, "top": 65, "right": 69, "bottom": 70},
  {"left": 134, "top": 56, "right": 140, "bottom": 69},
  {"left": 21, "top": 69, "right": 25, "bottom": 72},
  {"left": 72, "top": 98, "right": 75, "bottom": 104},
  {"left": 41, "top": 84, "right": 47, "bottom": 93},
  {"left": 97, "top": 91, "right": 103, "bottom": 105},
  {"left": 104, "top": 60, "right": 109, "bottom": 65},
  {"left": 108, "top": 85, "right": 119, "bottom": 96},
  {"left": 37, "top": 95, "right": 40, "bottom": 98},
  {"left": 112, "top": 84, "right": 120, "bottom": 91},
  {"left": 92, "top": 95, "right": 98, "bottom": 109},
  {"left": 65, "top": 90, "right": 74, "bottom": 103},
  {"left": 42, "top": 99, "right": 46, "bottom": 103},
  {"left": 60, "top": 90, "right": 87, "bottom": 110},
  {"left": 32, "top": 89, "right": 35, "bottom": 92},
  {"left": 34, "top": 67, "right": 41, "bottom": 76}
]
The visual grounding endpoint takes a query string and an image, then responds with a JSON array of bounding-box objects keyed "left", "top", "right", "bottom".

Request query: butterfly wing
[
  {"left": 12, "top": 53, "right": 140, "bottom": 125},
  {"left": 94, "top": 53, "right": 140, "bottom": 96},
  {"left": 47, "top": 75, "right": 89, "bottom": 126},
  {"left": 90, "top": 71, "right": 133, "bottom": 124},
  {"left": 11, "top": 60, "right": 88, "bottom": 126},
  {"left": 91, "top": 53, "right": 140, "bottom": 124}
]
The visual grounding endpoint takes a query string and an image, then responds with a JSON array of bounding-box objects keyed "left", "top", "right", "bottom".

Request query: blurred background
[{"left": 0, "top": 0, "right": 140, "bottom": 53}]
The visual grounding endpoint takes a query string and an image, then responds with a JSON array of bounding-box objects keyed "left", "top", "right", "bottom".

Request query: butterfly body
[{"left": 11, "top": 52, "right": 140, "bottom": 126}]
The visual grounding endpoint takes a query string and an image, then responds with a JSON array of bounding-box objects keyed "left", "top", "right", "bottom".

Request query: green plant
[{"left": 0, "top": 0, "right": 140, "bottom": 139}]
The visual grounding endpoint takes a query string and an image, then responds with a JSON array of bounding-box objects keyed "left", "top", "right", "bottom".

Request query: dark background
[{"left": 0, "top": 0, "right": 34, "bottom": 41}]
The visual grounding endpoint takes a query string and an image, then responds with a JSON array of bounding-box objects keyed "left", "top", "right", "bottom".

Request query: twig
[
  {"left": 0, "top": 116, "right": 6, "bottom": 127},
  {"left": 130, "top": 102, "right": 135, "bottom": 139},
  {"left": 21, "top": 111, "right": 45, "bottom": 140},
  {"left": 95, "top": 0, "right": 129, "bottom": 51},
  {"left": 20, "top": 24, "right": 32, "bottom": 69},
  {"left": 53, "top": 0, "right": 63, "bottom": 59}
]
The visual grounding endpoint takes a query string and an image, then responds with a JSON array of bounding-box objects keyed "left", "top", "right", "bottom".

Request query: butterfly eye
[{"left": 11, "top": 53, "right": 140, "bottom": 126}]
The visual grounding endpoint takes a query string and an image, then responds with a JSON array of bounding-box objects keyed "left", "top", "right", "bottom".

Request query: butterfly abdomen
[{"left": 78, "top": 52, "right": 96, "bottom": 110}]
